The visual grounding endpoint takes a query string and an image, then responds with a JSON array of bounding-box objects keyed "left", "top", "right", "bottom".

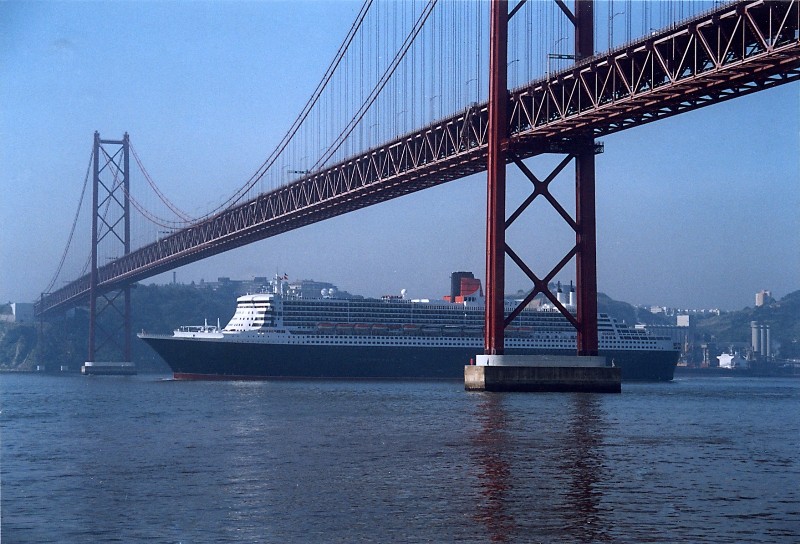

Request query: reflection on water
[
  {"left": 560, "top": 395, "right": 611, "bottom": 543},
  {"left": 4, "top": 376, "right": 798, "bottom": 542},
  {"left": 472, "top": 394, "right": 515, "bottom": 541},
  {"left": 471, "top": 393, "right": 610, "bottom": 543}
]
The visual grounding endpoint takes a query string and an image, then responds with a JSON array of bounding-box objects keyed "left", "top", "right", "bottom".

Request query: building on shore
[
  {"left": 0, "top": 302, "right": 35, "bottom": 324},
  {"left": 750, "top": 321, "right": 772, "bottom": 360},
  {"left": 755, "top": 290, "right": 774, "bottom": 307},
  {"left": 193, "top": 275, "right": 357, "bottom": 299},
  {"left": 637, "top": 314, "right": 699, "bottom": 365}
]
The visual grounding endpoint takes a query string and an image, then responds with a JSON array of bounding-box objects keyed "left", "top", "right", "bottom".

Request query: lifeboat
[{"left": 336, "top": 323, "right": 354, "bottom": 334}]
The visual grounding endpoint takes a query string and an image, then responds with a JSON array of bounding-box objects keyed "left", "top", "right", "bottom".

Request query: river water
[{"left": 2, "top": 373, "right": 798, "bottom": 543}]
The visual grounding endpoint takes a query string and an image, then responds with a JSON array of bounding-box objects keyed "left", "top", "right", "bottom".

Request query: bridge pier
[{"left": 465, "top": 356, "right": 620, "bottom": 393}]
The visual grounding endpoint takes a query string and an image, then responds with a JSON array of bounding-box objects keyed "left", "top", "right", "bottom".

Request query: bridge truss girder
[{"left": 36, "top": 0, "right": 800, "bottom": 317}]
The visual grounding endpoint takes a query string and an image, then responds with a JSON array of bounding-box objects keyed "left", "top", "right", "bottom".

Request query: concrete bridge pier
[{"left": 465, "top": 355, "right": 620, "bottom": 393}]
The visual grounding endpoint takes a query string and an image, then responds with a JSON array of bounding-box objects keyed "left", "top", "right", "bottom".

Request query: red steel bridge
[{"left": 35, "top": 0, "right": 800, "bottom": 362}]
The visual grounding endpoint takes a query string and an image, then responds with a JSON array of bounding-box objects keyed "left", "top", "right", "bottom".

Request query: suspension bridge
[{"left": 33, "top": 0, "right": 800, "bottom": 365}]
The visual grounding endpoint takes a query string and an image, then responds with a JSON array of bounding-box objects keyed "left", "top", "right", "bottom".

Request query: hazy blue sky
[{"left": 1, "top": 1, "right": 798, "bottom": 312}]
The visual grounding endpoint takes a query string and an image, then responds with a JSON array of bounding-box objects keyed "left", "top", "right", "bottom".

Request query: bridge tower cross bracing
[
  {"left": 88, "top": 132, "right": 132, "bottom": 363},
  {"left": 485, "top": 0, "right": 599, "bottom": 357}
]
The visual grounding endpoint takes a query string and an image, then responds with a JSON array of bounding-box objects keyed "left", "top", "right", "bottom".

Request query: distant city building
[
  {"left": 637, "top": 314, "right": 698, "bottom": 364},
  {"left": 191, "top": 275, "right": 356, "bottom": 299},
  {"left": 642, "top": 305, "right": 720, "bottom": 317},
  {"left": 196, "top": 276, "right": 271, "bottom": 295},
  {"left": 0, "top": 302, "right": 35, "bottom": 324},
  {"left": 676, "top": 314, "right": 693, "bottom": 328},
  {"left": 755, "top": 290, "right": 774, "bottom": 307},
  {"left": 750, "top": 321, "right": 772, "bottom": 359},
  {"left": 637, "top": 315, "right": 695, "bottom": 346},
  {"left": 286, "top": 279, "right": 357, "bottom": 299}
]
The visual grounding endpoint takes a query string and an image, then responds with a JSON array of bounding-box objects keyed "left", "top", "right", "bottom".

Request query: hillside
[
  {"left": 597, "top": 293, "right": 673, "bottom": 327},
  {"left": 0, "top": 283, "right": 240, "bottom": 373},
  {"left": 0, "top": 322, "right": 38, "bottom": 369},
  {"left": 695, "top": 290, "right": 800, "bottom": 359}
]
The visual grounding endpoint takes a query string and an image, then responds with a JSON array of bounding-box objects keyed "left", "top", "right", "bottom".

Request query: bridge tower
[
  {"left": 86, "top": 132, "right": 133, "bottom": 370},
  {"left": 573, "top": 0, "right": 599, "bottom": 356},
  {"left": 484, "top": 0, "right": 599, "bottom": 357},
  {"left": 471, "top": 0, "right": 618, "bottom": 391}
]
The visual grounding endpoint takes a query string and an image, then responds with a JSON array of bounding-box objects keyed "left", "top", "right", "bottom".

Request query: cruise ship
[{"left": 138, "top": 273, "right": 679, "bottom": 381}]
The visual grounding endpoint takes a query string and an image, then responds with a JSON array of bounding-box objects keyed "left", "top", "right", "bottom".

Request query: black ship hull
[{"left": 140, "top": 335, "right": 678, "bottom": 382}]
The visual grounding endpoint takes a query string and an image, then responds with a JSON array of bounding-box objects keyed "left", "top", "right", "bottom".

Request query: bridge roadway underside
[{"left": 38, "top": 0, "right": 800, "bottom": 316}]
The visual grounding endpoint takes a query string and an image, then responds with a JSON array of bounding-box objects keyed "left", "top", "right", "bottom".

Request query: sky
[{"left": 1, "top": 0, "right": 798, "bottom": 312}]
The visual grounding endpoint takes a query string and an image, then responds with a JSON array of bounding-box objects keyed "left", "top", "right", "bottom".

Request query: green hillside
[
  {"left": 695, "top": 290, "right": 800, "bottom": 359},
  {"left": 0, "top": 283, "right": 239, "bottom": 373}
]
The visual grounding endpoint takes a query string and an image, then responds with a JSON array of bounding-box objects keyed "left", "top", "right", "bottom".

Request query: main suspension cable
[
  {"left": 130, "top": 143, "right": 193, "bottom": 223},
  {"left": 311, "top": 0, "right": 438, "bottom": 171},
  {"left": 194, "top": 0, "right": 376, "bottom": 219},
  {"left": 43, "top": 149, "right": 93, "bottom": 294}
]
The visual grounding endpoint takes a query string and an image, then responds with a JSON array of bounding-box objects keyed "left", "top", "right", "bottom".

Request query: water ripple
[{"left": 1, "top": 375, "right": 798, "bottom": 543}]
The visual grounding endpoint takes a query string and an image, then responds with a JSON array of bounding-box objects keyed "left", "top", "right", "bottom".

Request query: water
[{"left": 2, "top": 374, "right": 798, "bottom": 543}]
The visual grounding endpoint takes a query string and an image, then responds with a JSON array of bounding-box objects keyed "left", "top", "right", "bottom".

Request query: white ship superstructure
[{"left": 204, "top": 283, "right": 674, "bottom": 353}]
